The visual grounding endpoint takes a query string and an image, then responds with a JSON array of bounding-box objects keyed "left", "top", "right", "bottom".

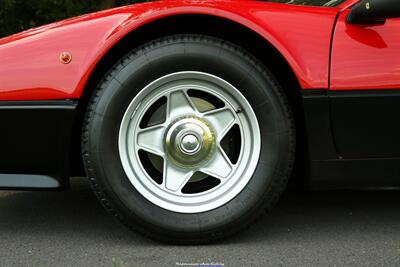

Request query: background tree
[{"left": 0, "top": 0, "right": 149, "bottom": 38}]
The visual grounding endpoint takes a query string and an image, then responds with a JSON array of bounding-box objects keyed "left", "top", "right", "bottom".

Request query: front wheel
[{"left": 82, "top": 35, "right": 295, "bottom": 243}]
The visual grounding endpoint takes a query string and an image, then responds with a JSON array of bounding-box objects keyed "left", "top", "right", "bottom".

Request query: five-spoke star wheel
[{"left": 119, "top": 71, "right": 261, "bottom": 213}]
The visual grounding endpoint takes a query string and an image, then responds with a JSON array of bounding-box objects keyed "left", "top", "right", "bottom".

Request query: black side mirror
[{"left": 347, "top": 0, "right": 400, "bottom": 24}]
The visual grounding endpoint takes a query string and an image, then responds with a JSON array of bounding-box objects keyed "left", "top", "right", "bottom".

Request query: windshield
[{"left": 261, "top": 0, "right": 346, "bottom": 7}]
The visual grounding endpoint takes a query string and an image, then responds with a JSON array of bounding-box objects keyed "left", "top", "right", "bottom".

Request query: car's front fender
[{"left": 0, "top": 0, "right": 338, "bottom": 101}]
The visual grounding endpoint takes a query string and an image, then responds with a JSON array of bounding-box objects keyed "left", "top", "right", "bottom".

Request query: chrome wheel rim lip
[{"left": 118, "top": 71, "right": 261, "bottom": 213}]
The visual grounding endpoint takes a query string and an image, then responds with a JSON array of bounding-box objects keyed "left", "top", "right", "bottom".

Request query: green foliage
[{"left": 0, "top": 0, "right": 150, "bottom": 38}]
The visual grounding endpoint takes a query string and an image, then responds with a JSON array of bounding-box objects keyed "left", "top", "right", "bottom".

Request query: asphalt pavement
[{"left": 0, "top": 177, "right": 400, "bottom": 267}]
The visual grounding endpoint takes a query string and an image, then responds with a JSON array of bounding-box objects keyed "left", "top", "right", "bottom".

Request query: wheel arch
[{"left": 72, "top": 13, "right": 307, "bottom": 182}]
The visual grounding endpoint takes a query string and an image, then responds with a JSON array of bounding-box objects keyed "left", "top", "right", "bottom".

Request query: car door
[{"left": 329, "top": 5, "right": 400, "bottom": 159}]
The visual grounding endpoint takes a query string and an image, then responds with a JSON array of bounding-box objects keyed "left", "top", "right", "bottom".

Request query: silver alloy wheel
[{"left": 118, "top": 71, "right": 261, "bottom": 213}]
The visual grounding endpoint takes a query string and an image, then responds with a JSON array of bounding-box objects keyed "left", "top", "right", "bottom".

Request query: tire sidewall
[{"left": 85, "top": 36, "right": 294, "bottom": 238}]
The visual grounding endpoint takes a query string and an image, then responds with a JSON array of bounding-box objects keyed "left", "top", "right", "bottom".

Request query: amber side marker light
[{"left": 60, "top": 52, "right": 72, "bottom": 64}]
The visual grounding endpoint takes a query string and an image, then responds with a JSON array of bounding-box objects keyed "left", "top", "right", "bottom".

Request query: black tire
[{"left": 82, "top": 34, "right": 295, "bottom": 244}]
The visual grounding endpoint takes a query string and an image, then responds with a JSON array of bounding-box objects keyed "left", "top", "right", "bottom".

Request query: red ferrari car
[{"left": 0, "top": 0, "right": 399, "bottom": 243}]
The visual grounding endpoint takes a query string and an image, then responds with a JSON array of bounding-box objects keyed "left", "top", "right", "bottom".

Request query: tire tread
[{"left": 82, "top": 34, "right": 295, "bottom": 244}]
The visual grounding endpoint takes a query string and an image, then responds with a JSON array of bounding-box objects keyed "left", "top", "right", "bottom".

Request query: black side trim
[
  {"left": 302, "top": 89, "right": 400, "bottom": 188},
  {"left": 302, "top": 89, "right": 400, "bottom": 159},
  {"left": 309, "top": 158, "right": 400, "bottom": 189},
  {"left": 301, "top": 90, "right": 338, "bottom": 160},
  {"left": 330, "top": 90, "right": 400, "bottom": 158},
  {"left": 0, "top": 100, "right": 77, "bottom": 108},
  {"left": 0, "top": 100, "right": 77, "bottom": 189}
]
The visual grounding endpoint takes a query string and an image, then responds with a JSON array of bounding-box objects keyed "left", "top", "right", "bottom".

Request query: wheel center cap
[
  {"left": 164, "top": 116, "right": 216, "bottom": 168},
  {"left": 180, "top": 134, "right": 201, "bottom": 155}
]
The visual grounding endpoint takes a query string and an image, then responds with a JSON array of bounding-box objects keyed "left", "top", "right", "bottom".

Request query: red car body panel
[
  {"left": 0, "top": 0, "right": 339, "bottom": 101},
  {"left": 330, "top": 9, "right": 400, "bottom": 90},
  {"left": 2, "top": 0, "right": 400, "bottom": 191}
]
